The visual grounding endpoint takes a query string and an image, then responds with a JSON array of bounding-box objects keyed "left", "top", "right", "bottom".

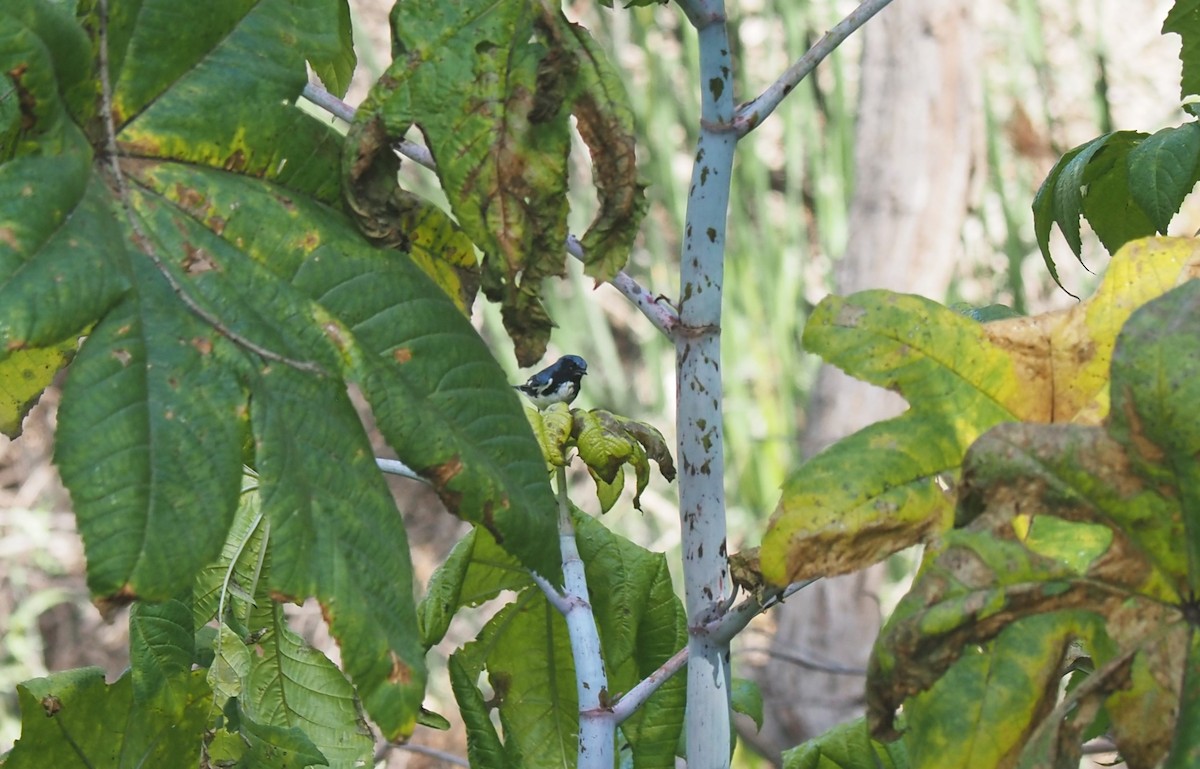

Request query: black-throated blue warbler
[{"left": 514, "top": 355, "right": 587, "bottom": 409}]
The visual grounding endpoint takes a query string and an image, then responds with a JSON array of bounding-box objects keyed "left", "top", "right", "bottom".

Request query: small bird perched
[{"left": 514, "top": 355, "right": 588, "bottom": 409}]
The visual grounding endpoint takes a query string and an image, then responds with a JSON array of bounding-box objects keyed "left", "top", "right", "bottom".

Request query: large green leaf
[
  {"left": 867, "top": 280, "right": 1200, "bottom": 768},
  {"left": 2, "top": 0, "right": 562, "bottom": 740},
  {"left": 347, "top": 0, "right": 645, "bottom": 365}
]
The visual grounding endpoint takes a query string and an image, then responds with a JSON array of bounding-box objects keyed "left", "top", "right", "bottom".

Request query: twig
[
  {"left": 300, "top": 82, "right": 680, "bottom": 339},
  {"left": 710, "top": 578, "right": 815, "bottom": 644},
  {"left": 377, "top": 741, "right": 470, "bottom": 767},
  {"left": 97, "top": 1, "right": 325, "bottom": 376},
  {"left": 734, "top": 0, "right": 896, "bottom": 137},
  {"left": 610, "top": 646, "right": 689, "bottom": 723},
  {"left": 735, "top": 644, "right": 867, "bottom": 677},
  {"left": 375, "top": 457, "right": 425, "bottom": 483}
]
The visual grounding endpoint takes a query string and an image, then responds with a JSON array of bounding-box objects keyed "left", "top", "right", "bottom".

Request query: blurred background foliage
[{"left": 2, "top": 0, "right": 1197, "bottom": 764}]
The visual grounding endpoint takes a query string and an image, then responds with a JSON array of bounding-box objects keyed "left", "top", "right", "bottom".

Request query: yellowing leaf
[
  {"left": 762, "top": 237, "right": 1200, "bottom": 587},
  {"left": 0, "top": 339, "right": 75, "bottom": 437}
]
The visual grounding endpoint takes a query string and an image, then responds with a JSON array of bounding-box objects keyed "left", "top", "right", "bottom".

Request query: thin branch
[
  {"left": 710, "top": 578, "right": 815, "bottom": 644},
  {"left": 735, "top": 644, "right": 867, "bottom": 677},
  {"left": 300, "top": 81, "right": 680, "bottom": 339},
  {"left": 552, "top": 466, "right": 614, "bottom": 769},
  {"left": 610, "top": 646, "right": 689, "bottom": 723},
  {"left": 531, "top": 570, "right": 573, "bottom": 615},
  {"left": 377, "top": 741, "right": 470, "bottom": 767},
  {"left": 733, "top": 0, "right": 896, "bottom": 137},
  {"left": 375, "top": 457, "right": 425, "bottom": 483},
  {"left": 96, "top": 2, "right": 325, "bottom": 375}
]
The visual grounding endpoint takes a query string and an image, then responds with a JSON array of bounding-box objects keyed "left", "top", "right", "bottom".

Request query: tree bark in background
[{"left": 742, "top": 0, "right": 981, "bottom": 759}]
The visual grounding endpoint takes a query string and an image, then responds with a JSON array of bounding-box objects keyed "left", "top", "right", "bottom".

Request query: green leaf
[
  {"left": 1032, "top": 132, "right": 1155, "bottom": 286},
  {"left": 450, "top": 652, "right": 519, "bottom": 769},
  {"left": 419, "top": 527, "right": 533, "bottom": 649},
  {"left": 783, "top": 718, "right": 908, "bottom": 769},
  {"left": 1165, "top": 633, "right": 1200, "bottom": 769},
  {"left": 1106, "top": 278, "right": 1200, "bottom": 594},
  {"left": 1054, "top": 133, "right": 1119, "bottom": 257},
  {"left": 236, "top": 704, "right": 330, "bottom": 769},
  {"left": 1165, "top": 0, "right": 1200, "bottom": 101},
  {"left": 762, "top": 292, "right": 1026, "bottom": 585},
  {"left": 243, "top": 603, "right": 374, "bottom": 769},
  {"left": 1126, "top": 122, "right": 1200, "bottom": 233},
  {"left": 731, "top": 678, "right": 764, "bottom": 732},
  {"left": 348, "top": 0, "right": 644, "bottom": 365},
  {"left": 129, "top": 597, "right": 196, "bottom": 710},
  {"left": 0, "top": 339, "right": 75, "bottom": 438},
  {"left": 451, "top": 512, "right": 685, "bottom": 769},
  {"left": 302, "top": 0, "right": 356, "bottom": 99},
  {"left": 6, "top": 667, "right": 211, "bottom": 769},
  {"left": 1081, "top": 135, "right": 1159, "bottom": 254}
]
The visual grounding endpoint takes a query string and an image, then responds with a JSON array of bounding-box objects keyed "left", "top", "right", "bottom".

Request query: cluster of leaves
[
  {"left": 760, "top": 238, "right": 1200, "bottom": 585},
  {"left": 345, "top": 0, "right": 646, "bottom": 365},
  {"left": 526, "top": 403, "right": 676, "bottom": 513},
  {"left": 1, "top": 0, "right": 654, "bottom": 763},
  {"left": 420, "top": 514, "right": 686, "bottom": 769},
  {"left": 871, "top": 277, "right": 1200, "bottom": 768},
  {"left": 7, "top": 477, "right": 376, "bottom": 766},
  {"left": 766, "top": 237, "right": 1200, "bottom": 766},
  {"left": 1032, "top": 2, "right": 1200, "bottom": 291}
]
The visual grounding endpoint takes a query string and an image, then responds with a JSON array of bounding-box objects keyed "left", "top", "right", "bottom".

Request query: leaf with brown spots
[
  {"left": 347, "top": 0, "right": 644, "bottom": 365},
  {"left": 762, "top": 237, "right": 1200, "bottom": 587},
  {"left": 867, "top": 280, "right": 1200, "bottom": 768}
]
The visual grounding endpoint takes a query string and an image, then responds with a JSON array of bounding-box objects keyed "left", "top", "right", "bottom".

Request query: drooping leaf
[
  {"left": 418, "top": 526, "right": 533, "bottom": 649},
  {"left": 450, "top": 652, "right": 519, "bottom": 769},
  {"left": 347, "top": 0, "right": 644, "bottom": 365},
  {"left": 537, "top": 11, "right": 647, "bottom": 283},
  {"left": 1031, "top": 131, "right": 1158, "bottom": 286},
  {"left": 1125, "top": 122, "right": 1200, "bottom": 234}
]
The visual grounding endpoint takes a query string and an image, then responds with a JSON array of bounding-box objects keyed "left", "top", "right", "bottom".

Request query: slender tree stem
[
  {"left": 674, "top": 0, "right": 737, "bottom": 765},
  {"left": 553, "top": 466, "right": 614, "bottom": 769},
  {"left": 734, "top": 0, "right": 896, "bottom": 136}
]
